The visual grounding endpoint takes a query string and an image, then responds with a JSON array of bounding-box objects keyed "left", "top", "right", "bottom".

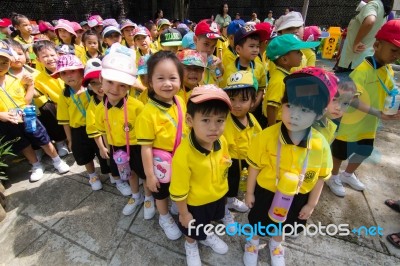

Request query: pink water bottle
[
  {"left": 268, "top": 173, "right": 299, "bottom": 223},
  {"left": 113, "top": 150, "right": 131, "bottom": 181}
]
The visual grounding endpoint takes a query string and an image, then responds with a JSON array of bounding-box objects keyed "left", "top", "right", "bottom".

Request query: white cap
[
  {"left": 275, "top": 11, "right": 304, "bottom": 32},
  {"left": 101, "top": 49, "right": 136, "bottom": 86}
]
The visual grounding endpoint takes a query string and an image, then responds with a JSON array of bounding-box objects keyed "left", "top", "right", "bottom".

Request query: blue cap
[
  {"left": 182, "top": 31, "right": 196, "bottom": 49},
  {"left": 227, "top": 20, "right": 244, "bottom": 36}
]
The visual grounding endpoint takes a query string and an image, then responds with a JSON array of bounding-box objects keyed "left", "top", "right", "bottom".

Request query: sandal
[
  {"left": 387, "top": 232, "right": 400, "bottom": 249},
  {"left": 384, "top": 199, "right": 400, "bottom": 213}
]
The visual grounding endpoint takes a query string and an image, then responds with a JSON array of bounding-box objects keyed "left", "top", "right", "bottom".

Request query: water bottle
[
  {"left": 382, "top": 94, "right": 400, "bottom": 115},
  {"left": 214, "top": 66, "right": 223, "bottom": 82},
  {"left": 239, "top": 167, "right": 249, "bottom": 192},
  {"left": 23, "top": 105, "right": 37, "bottom": 133},
  {"left": 113, "top": 149, "right": 131, "bottom": 181},
  {"left": 208, "top": 56, "right": 223, "bottom": 82},
  {"left": 268, "top": 172, "right": 299, "bottom": 223}
]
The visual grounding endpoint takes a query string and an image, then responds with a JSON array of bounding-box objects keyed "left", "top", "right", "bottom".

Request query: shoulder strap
[{"left": 172, "top": 95, "right": 183, "bottom": 155}]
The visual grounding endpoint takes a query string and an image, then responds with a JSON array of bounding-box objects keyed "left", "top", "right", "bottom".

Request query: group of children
[{"left": 0, "top": 10, "right": 400, "bottom": 266}]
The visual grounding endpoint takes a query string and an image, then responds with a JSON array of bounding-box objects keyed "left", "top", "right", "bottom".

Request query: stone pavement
[{"left": 1, "top": 60, "right": 400, "bottom": 266}]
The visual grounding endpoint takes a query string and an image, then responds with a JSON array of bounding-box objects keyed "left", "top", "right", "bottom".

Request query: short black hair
[
  {"left": 33, "top": 40, "right": 56, "bottom": 56},
  {"left": 225, "top": 87, "right": 256, "bottom": 101},
  {"left": 187, "top": 99, "right": 230, "bottom": 117},
  {"left": 235, "top": 33, "right": 260, "bottom": 48},
  {"left": 282, "top": 74, "right": 330, "bottom": 116}
]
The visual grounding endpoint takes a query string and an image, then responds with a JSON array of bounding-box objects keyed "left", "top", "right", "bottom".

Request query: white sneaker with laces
[
  {"left": 143, "top": 198, "right": 156, "bottom": 220},
  {"left": 227, "top": 197, "right": 249, "bottom": 212},
  {"left": 340, "top": 172, "right": 365, "bottom": 191},
  {"left": 199, "top": 233, "right": 228, "bottom": 254},
  {"left": 116, "top": 181, "right": 132, "bottom": 196},
  {"left": 185, "top": 241, "right": 201, "bottom": 266},
  {"left": 89, "top": 176, "right": 102, "bottom": 191},
  {"left": 243, "top": 241, "right": 259, "bottom": 266},
  {"left": 269, "top": 240, "right": 285, "bottom": 266},
  {"left": 326, "top": 175, "right": 346, "bottom": 197},
  {"left": 56, "top": 142, "right": 69, "bottom": 157},
  {"left": 159, "top": 215, "right": 182, "bottom": 240},
  {"left": 170, "top": 201, "right": 179, "bottom": 215},
  {"left": 123, "top": 195, "right": 144, "bottom": 216},
  {"left": 30, "top": 163, "right": 45, "bottom": 182},
  {"left": 53, "top": 159, "right": 69, "bottom": 174},
  {"left": 221, "top": 210, "right": 236, "bottom": 234}
]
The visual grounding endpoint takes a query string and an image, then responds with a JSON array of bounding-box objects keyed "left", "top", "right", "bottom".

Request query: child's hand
[
  {"left": 21, "top": 73, "right": 34, "bottom": 87},
  {"left": 147, "top": 175, "right": 160, "bottom": 193},
  {"left": 245, "top": 193, "right": 255, "bottom": 209},
  {"left": 100, "top": 146, "right": 109, "bottom": 159},
  {"left": 0, "top": 112, "right": 18, "bottom": 124},
  {"left": 179, "top": 212, "right": 194, "bottom": 228},
  {"left": 381, "top": 111, "right": 400, "bottom": 120},
  {"left": 298, "top": 204, "right": 314, "bottom": 220}
]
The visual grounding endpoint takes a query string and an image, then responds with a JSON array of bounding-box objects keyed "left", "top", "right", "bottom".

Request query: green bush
[{"left": 0, "top": 137, "right": 19, "bottom": 180}]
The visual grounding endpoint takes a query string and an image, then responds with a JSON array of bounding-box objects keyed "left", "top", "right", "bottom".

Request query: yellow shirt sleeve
[
  {"left": 57, "top": 91, "right": 70, "bottom": 125},
  {"left": 86, "top": 98, "right": 101, "bottom": 138},
  {"left": 95, "top": 101, "right": 106, "bottom": 135},
  {"left": 170, "top": 141, "right": 191, "bottom": 202},
  {"left": 246, "top": 131, "right": 266, "bottom": 170}
]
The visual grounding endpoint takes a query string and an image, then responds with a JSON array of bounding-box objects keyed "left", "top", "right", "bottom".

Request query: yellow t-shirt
[
  {"left": 0, "top": 75, "right": 26, "bottom": 112},
  {"left": 86, "top": 96, "right": 102, "bottom": 138},
  {"left": 135, "top": 94, "right": 187, "bottom": 151},
  {"left": 220, "top": 58, "right": 266, "bottom": 90},
  {"left": 200, "top": 55, "right": 220, "bottom": 86},
  {"left": 74, "top": 44, "right": 86, "bottom": 64},
  {"left": 223, "top": 113, "right": 262, "bottom": 159},
  {"left": 263, "top": 66, "right": 290, "bottom": 119},
  {"left": 313, "top": 118, "right": 337, "bottom": 144},
  {"left": 177, "top": 87, "right": 193, "bottom": 104},
  {"left": 96, "top": 95, "right": 144, "bottom": 146},
  {"left": 57, "top": 87, "right": 91, "bottom": 128},
  {"left": 34, "top": 69, "right": 64, "bottom": 104},
  {"left": 216, "top": 37, "right": 229, "bottom": 59},
  {"left": 246, "top": 122, "right": 332, "bottom": 194},
  {"left": 137, "top": 88, "right": 149, "bottom": 105},
  {"left": 221, "top": 45, "right": 237, "bottom": 73},
  {"left": 336, "top": 58, "right": 393, "bottom": 141},
  {"left": 302, "top": 48, "right": 316, "bottom": 67},
  {"left": 170, "top": 130, "right": 231, "bottom": 206}
]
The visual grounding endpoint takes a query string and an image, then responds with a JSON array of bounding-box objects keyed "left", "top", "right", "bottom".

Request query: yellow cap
[{"left": 224, "top": 71, "right": 257, "bottom": 91}]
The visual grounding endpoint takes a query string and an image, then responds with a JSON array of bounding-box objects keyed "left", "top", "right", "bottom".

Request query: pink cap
[
  {"left": 71, "top": 22, "right": 83, "bottom": 32},
  {"left": 51, "top": 54, "right": 84, "bottom": 78},
  {"left": 375, "top": 19, "right": 400, "bottom": 47},
  {"left": 303, "top": 26, "right": 329, "bottom": 41},
  {"left": 88, "top": 15, "right": 103, "bottom": 27},
  {"left": 38, "top": 21, "right": 54, "bottom": 33},
  {"left": 189, "top": 84, "right": 232, "bottom": 110}
]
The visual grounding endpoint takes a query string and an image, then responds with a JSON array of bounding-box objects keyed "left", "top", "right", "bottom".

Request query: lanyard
[
  {"left": 276, "top": 131, "right": 311, "bottom": 194},
  {"left": 69, "top": 88, "right": 90, "bottom": 117},
  {"left": 236, "top": 60, "right": 259, "bottom": 90},
  {"left": 0, "top": 84, "right": 20, "bottom": 109},
  {"left": 371, "top": 56, "right": 399, "bottom": 108},
  {"left": 105, "top": 97, "right": 130, "bottom": 155}
]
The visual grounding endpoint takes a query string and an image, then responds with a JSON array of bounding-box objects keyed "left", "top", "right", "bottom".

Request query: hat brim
[
  {"left": 204, "top": 33, "right": 224, "bottom": 41},
  {"left": 224, "top": 84, "right": 255, "bottom": 90},
  {"left": 121, "top": 24, "right": 136, "bottom": 30},
  {"left": 276, "top": 21, "right": 304, "bottom": 32},
  {"left": 0, "top": 51, "right": 13, "bottom": 60},
  {"left": 134, "top": 32, "right": 149, "bottom": 38},
  {"left": 293, "top": 40, "right": 321, "bottom": 50},
  {"left": 190, "top": 92, "right": 232, "bottom": 110},
  {"left": 319, "top": 31, "right": 330, "bottom": 38},
  {"left": 101, "top": 69, "right": 136, "bottom": 86},
  {"left": 55, "top": 25, "right": 77, "bottom": 37},
  {"left": 51, "top": 65, "right": 83, "bottom": 78},
  {"left": 82, "top": 70, "right": 101, "bottom": 86},
  {"left": 161, "top": 41, "right": 182, "bottom": 47},
  {"left": 103, "top": 30, "right": 122, "bottom": 38}
]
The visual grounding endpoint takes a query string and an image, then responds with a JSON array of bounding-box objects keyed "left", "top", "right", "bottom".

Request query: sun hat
[
  {"left": 375, "top": 19, "right": 400, "bottom": 47},
  {"left": 160, "top": 28, "right": 182, "bottom": 47},
  {"left": 51, "top": 54, "right": 84, "bottom": 78},
  {"left": 137, "top": 55, "right": 151, "bottom": 75},
  {"left": 224, "top": 71, "right": 257, "bottom": 91},
  {"left": 82, "top": 58, "right": 102, "bottom": 86},
  {"left": 103, "top": 18, "right": 119, "bottom": 28},
  {"left": 181, "top": 31, "right": 196, "bottom": 49},
  {"left": 54, "top": 20, "right": 77, "bottom": 37},
  {"left": 88, "top": 15, "right": 103, "bottom": 28},
  {"left": 194, "top": 19, "right": 223, "bottom": 40},
  {"left": 0, "top": 41, "right": 14, "bottom": 60},
  {"left": 275, "top": 11, "right": 304, "bottom": 32},
  {"left": 120, "top": 19, "right": 137, "bottom": 30},
  {"left": 303, "top": 26, "right": 330, "bottom": 41},
  {"left": 132, "top": 26, "right": 150, "bottom": 39},
  {"left": 71, "top": 22, "right": 83, "bottom": 33},
  {"left": 267, "top": 34, "right": 320, "bottom": 60},
  {"left": 189, "top": 84, "right": 232, "bottom": 110},
  {"left": 157, "top": 19, "right": 171, "bottom": 31},
  {"left": 234, "top": 23, "right": 272, "bottom": 46},
  {"left": 176, "top": 49, "right": 207, "bottom": 68},
  {"left": 102, "top": 26, "right": 121, "bottom": 39}
]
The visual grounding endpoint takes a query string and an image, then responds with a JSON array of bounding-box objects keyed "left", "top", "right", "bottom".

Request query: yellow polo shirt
[
  {"left": 0, "top": 75, "right": 26, "bottom": 112},
  {"left": 57, "top": 87, "right": 91, "bottom": 128},
  {"left": 200, "top": 55, "right": 220, "bottom": 86},
  {"left": 170, "top": 130, "right": 231, "bottom": 206},
  {"left": 313, "top": 118, "right": 337, "bottom": 144},
  {"left": 86, "top": 95, "right": 102, "bottom": 138},
  {"left": 263, "top": 66, "right": 290, "bottom": 119},
  {"left": 135, "top": 94, "right": 186, "bottom": 151},
  {"left": 34, "top": 69, "right": 64, "bottom": 104},
  {"left": 177, "top": 87, "right": 194, "bottom": 104},
  {"left": 96, "top": 95, "right": 144, "bottom": 146},
  {"left": 221, "top": 45, "right": 237, "bottom": 70},
  {"left": 246, "top": 122, "right": 332, "bottom": 194},
  {"left": 223, "top": 113, "right": 262, "bottom": 159}
]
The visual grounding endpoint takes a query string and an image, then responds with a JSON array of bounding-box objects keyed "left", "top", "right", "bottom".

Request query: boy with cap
[
  {"left": 243, "top": 67, "right": 334, "bottom": 266},
  {"left": 102, "top": 26, "right": 122, "bottom": 49},
  {"left": 169, "top": 84, "right": 232, "bottom": 266},
  {"left": 263, "top": 34, "right": 320, "bottom": 127},
  {"left": 221, "top": 20, "right": 244, "bottom": 70},
  {"left": 194, "top": 19, "right": 224, "bottom": 85},
  {"left": 159, "top": 28, "right": 182, "bottom": 53},
  {"left": 328, "top": 20, "right": 400, "bottom": 197}
]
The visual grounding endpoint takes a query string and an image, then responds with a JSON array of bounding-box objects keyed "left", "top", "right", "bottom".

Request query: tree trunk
[{"left": 302, "top": 0, "right": 310, "bottom": 23}]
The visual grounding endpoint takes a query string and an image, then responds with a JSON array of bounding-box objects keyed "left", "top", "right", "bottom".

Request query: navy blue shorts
[
  {"left": 331, "top": 138, "right": 374, "bottom": 161},
  {"left": 70, "top": 127, "right": 100, "bottom": 167},
  {"left": 109, "top": 144, "right": 145, "bottom": 179}
]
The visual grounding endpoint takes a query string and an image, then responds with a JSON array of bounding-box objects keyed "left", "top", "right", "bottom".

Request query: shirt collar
[
  {"left": 279, "top": 122, "right": 311, "bottom": 149},
  {"left": 235, "top": 57, "right": 255, "bottom": 71},
  {"left": 103, "top": 95, "right": 126, "bottom": 109},
  {"left": 148, "top": 92, "right": 172, "bottom": 110},
  {"left": 231, "top": 113, "right": 254, "bottom": 130},
  {"left": 366, "top": 56, "right": 384, "bottom": 69},
  {"left": 189, "top": 129, "right": 221, "bottom": 155},
  {"left": 275, "top": 66, "right": 291, "bottom": 76}
]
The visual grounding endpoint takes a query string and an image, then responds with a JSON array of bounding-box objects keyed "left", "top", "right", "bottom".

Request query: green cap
[{"left": 267, "top": 34, "right": 320, "bottom": 60}]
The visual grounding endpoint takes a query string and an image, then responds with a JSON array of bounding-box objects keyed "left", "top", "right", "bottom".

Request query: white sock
[
  {"left": 115, "top": 179, "right": 123, "bottom": 184},
  {"left": 186, "top": 240, "right": 197, "bottom": 247},
  {"left": 88, "top": 172, "right": 97, "bottom": 179},
  {"left": 52, "top": 156, "right": 61, "bottom": 164},
  {"left": 132, "top": 192, "right": 141, "bottom": 199},
  {"left": 32, "top": 161, "right": 42, "bottom": 167},
  {"left": 250, "top": 238, "right": 259, "bottom": 245},
  {"left": 343, "top": 171, "right": 352, "bottom": 177},
  {"left": 270, "top": 238, "right": 282, "bottom": 250},
  {"left": 330, "top": 174, "right": 339, "bottom": 180},
  {"left": 108, "top": 173, "right": 113, "bottom": 179},
  {"left": 145, "top": 195, "right": 154, "bottom": 201},
  {"left": 160, "top": 212, "right": 171, "bottom": 221},
  {"left": 224, "top": 204, "right": 230, "bottom": 215}
]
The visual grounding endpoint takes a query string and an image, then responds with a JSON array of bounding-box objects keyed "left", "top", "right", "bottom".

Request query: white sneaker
[
  {"left": 269, "top": 241, "right": 285, "bottom": 266},
  {"left": 340, "top": 172, "right": 365, "bottom": 191},
  {"left": 221, "top": 210, "right": 236, "bottom": 234},
  {"left": 170, "top": 201, "right": 179, "bottom": 215},
  {"left": 109, "top": 175, "right": 116, "bottom": 184},
  {"left": 116, "top": 181, "right": 132, "bottom": 196},
  {"left": 143, "top": 197, "right": 156, "bottom": 220},
  {"left": 30, "top": 163, "right": 45, "bottom": 182},
  {"left": 35, "top": 149, "right": 44, "bottom": 162},
  {"left": 326, "top": 175, "right": 346, "bottom": 197},
  {"left": 56, "top": 142, "right": 69, "bottom": 157},
  {"left": 159, "top": 215, "right": 182, "bottom": 240},
  {"left": 227, "top": 197, "right": 249, "bottom": 212},
  {"left": 53, "top": 159, "right": 69, "bottom": 174},
  {"left": 243, "top": 241, "right": 259, "bottom": 266},
  {"left": 200, "top": 233, "right": 228, "bottom": 254},
  {"left": 89, "top": 176, "right": 102, "bottom": 191},
  {"left": 122, "top": 195, "right": 144, "bottom": 216},
  {"left": 185, "top": 241, "right": 201, "bottom": 266}
]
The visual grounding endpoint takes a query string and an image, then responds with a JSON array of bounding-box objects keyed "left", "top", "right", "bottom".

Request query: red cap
[
  {"left": 0, "top": 18, "right": 11, "bottom": 28},
  {"left": 194, "top": 19, "right": 223, "bottom": 40},
  {"left": 38, "top": 21, "right": 54, "bottom": 33},
  {"left": 375, "top": 19, "right": 400, "bottom": 47}
]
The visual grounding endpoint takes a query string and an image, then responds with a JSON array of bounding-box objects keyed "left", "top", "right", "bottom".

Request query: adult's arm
[{"left": 353, "top": 15, "right": 376, "bottom": 53}]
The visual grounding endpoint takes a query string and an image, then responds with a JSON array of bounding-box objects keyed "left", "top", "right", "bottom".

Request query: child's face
[
  {"left": 150, "top": 58, "right": 181, "bottom": 103},
  {"left": 281, "top": 103, "right": 318, "bottom": 132},
  {"left": 82, "top": 25, "right": 90, "bottom": 32},
  {"left": 159, "top": 24, "right": 170, "bottom": 32},
  {"left": 37, "top": 48, "right": 58, "bottom": 71},
  {"left": 59, "top": 69, "right": 83, "bottom": 89},
  {"left": 281, "top": 26, "right": 304, "bottom": 40},
  {"left": 104, "top": 33, "right": 122, "bottom": 47},
  {"left": 101, "top": 78, "right": 130, "bottom": 104},
  {"left": 186, "top": 111, "right": 227, "bottom": 149},
  {"left": 88, "top": 78, "right": 104, "bottom": 97},
  {"left": 374, "top": 40, "right": 400, "bottom": 65},
  {"left": 76, "top": 30, "right": 84, "bottom": 40},
  {"left": 46, "top": 30, "right": 57, "bottom": 40},
  {"left": 282, "top": 50, "right": 303, "bottom": 68},
  {"left": 150, "top": 25, "right": 158, "bottom": 39},
  {"left": 93, "top": 25, "right": 103, "bottom": 34},
  {"left": 57, "top": 29, "right": 73, "bottom": 44},
  {"left": 236, "top": 38, "right": 260, "bottom": 61},
  {"left": 16, "top": 18, "right": 32, "bottom": 35},
  {"left": 195, "top": 36, "right": 217, "bottom": 56},
  {"left": 326, "top": 88, "right": 354, "bottom": 119},
  {"left": 84, "top": 35, "right": 99, "bottom": 53},
  {"left": 122, "top": 26, "right": 135, "bottom": 43},
  {"left": 10, "top": 47, "right": 26, "bottom": 69},
  {"left": 134, "top": 35, "right": 151, "bottom": 51},
  {"left": 0, "top": 56, "right": 10, "bottom": 76},
  {"left": 183, "top": 65, "right": 204, "bottom": 89},
  {"left": 229, "top": 91, "right": 254, "bottom": 119}
]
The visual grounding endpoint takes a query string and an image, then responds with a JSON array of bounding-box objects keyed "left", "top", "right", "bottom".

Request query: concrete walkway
[{"left": 1, "top": 61, "right": 400, "bottom": 266}]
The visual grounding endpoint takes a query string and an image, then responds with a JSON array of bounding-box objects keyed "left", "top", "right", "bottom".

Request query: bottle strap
[
  {"left": 69, "top": 88, "right": 91, "bottom": 117},
  {"left": 0, "top": 84, "right": 20, "bottom": 108},
  {"left": 371, "top": 56, "right": 399, "bottom": 108}
]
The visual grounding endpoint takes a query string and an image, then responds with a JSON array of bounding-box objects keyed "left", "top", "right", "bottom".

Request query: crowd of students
[{"left": 0, "top": 9, "right": 400, "bottom": 266}]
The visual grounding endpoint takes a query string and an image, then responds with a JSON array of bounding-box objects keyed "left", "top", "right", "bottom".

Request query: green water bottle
[{"left": 239, "top": 167, "right": 248, "bottom": 192}]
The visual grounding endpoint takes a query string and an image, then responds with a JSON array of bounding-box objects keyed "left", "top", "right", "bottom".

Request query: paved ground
[{"left": 1, "top": 59, "right": 400, "bottom": 266}]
